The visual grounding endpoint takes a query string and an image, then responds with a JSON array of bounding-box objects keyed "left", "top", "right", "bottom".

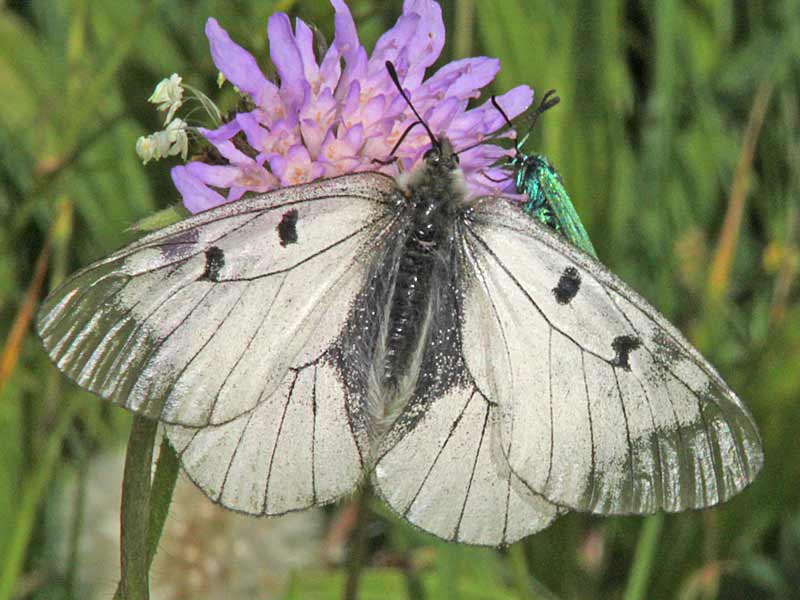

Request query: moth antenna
[
  {"left": 516, "top": 89, "right": 560, "bottom": 147},
  {"left": 480, "top": 169, "right": 508, "bottom": 184},
  {"left": 451, "top": 97, "right": 516, "bottom": 157},
  {"left": 386, "top": 61, "right": 438, "bottom": 147}
]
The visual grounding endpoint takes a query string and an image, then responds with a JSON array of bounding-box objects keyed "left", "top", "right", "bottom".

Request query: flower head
[{"left": 168, "top": 0, "right": 533, "bottom": 213}]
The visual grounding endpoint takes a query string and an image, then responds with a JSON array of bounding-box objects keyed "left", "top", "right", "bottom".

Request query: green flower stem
[
  {"left": 114, "top": 427, "right": 179, "bottom": 600},
  {"left": 343, "top": 486, "right": 372, "bottom": 600},
  {"left": 623, "top": 514, "right": 664, "bottom": 600},
  {"left": 115, "top": 416, "right": 158, "bottom": 600},
  {"left": 146, "top": 436, "right": 180, "bottom": 569}
]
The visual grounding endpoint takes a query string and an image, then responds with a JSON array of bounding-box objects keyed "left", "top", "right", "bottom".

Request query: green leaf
[
  {"left": 286, "top": 569, "right": 408, "bottom": 600},
  {"left": 129, "top": 203, "right": 189, "bottom": 233}
]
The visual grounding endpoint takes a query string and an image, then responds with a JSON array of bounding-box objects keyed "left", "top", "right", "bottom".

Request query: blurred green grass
[{"left": 1, "top": 0, "right": 799, "bottom": 598}]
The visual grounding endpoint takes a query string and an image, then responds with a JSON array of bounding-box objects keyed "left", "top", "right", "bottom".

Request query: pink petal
[
  {"left": 227, "top": 187, "right": 247, "bottom": 201},
  {"left": 452, "top": 85, "right": 534, "bottom": 137},
  {"left": 235, "top": 112, "right": 270, "bottom": 152},
  {"left": 426, "top": 97, "right": 461, "bottom": 135},
  {"left": 293, "top": 18, "right": 321, "bottom": 85},
  {"left": 330, "top": 0, "right": 360, "bottom": 63},
  {"left": 199, "top": 119, "right": 240, "bottom": 144},
  {"left": 400, "top": 1, "right": 445, "bottom": 87},
  {"left": 490, "top": 85, "right": 536, "bottom": 120},
  {"left": 205, "top": 18, "right": 278, "bottom": 109},
  {"left": 186, "top": 162, "right": 241, "bottom": 187},
  {"left": 337, "top": 47, "right": 368, "bottom": 102},
  {"left": 198, "top": 126, "right": 252, "bottom": 163},
  {"left": 421, "top": 57, "right": 500, "bottom": 101},
  {"left": 344, "top": 123, "right": 365, "bottom": 148},
  {"left": 370, "top": 14, "right": 420, "bottom": 73},
  {"left": 172, "top": 164, "right": 227, "bottom": 213},
  {"left": 300, "top": 118, "right": 327, "bottom": 157},
  {"left": 268, "top": 13, "right": 306, "bottom": 109}
]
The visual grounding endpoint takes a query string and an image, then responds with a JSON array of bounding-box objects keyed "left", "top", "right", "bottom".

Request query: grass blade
[{"left": 623, "top": 514, "right": 664, "bottom": 600}]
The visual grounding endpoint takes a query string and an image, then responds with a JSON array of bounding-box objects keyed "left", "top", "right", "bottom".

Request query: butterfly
[{"left": 37, "top": 65, "right": 763, "bottom": 547}]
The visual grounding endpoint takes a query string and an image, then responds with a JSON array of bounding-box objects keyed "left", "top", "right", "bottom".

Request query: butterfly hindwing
[
  {"left": 166, "top": 353, "right": 362, "bottom": 515},
  {"left": 460, "top": 197, "right": 763, "bottom": 515},
  {"left": 37, "top": 172, "right": 400, "bottom": 515},
  {"left": 372, "top": 381, "right": 561, "bottom": 546}
]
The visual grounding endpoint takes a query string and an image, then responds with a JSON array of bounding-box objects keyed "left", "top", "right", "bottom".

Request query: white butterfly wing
[
  {"left": 166, "top": 354, "right": 359, "bottom": 515},
  {"left": 460, "top": 197, "right": 763, "bottom": 515},
  {"left": 366, "top": 228, "right": 561, "bottom": 546},
  {"left": 37, "top": 173, "right": 398, "bottom": 515},
  {"left": 372, "top": 382, "right": 561, "bottom": 546}
]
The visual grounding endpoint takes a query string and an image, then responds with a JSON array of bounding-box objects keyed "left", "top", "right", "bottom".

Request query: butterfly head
[
  {"left": 386, "top": 61, "right": 467, "bottom": 200},
  {"left": 423, "top": 137, "right": 459, "bottom": 170},
  {"left": 396, "top": 133, "right": 467, "bottom": 205},
  {"left": 383, "top": 61, "right": 461, "bottom": 176}
]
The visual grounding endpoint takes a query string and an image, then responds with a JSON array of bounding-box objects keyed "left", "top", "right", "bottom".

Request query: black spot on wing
[
  {"left": 552, "top": 266, "right": 581, "bottom": 305},
  {"left": 652, "top": 329, "right": 682, "bottom": 368},
  {"left": 611, "top": 335, "right": 641, "bottom": 370},
  {"left": 277, "top": 209, "right": 299, "bottom": 247},
  {"left": 198, "top": 246, "right": 225, "bottom": 281},
  {"left": 159, "top": 229, "right": 200, "bottom": 260}
]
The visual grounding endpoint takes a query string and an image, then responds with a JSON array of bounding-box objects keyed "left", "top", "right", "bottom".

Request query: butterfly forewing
[
  {"left": 37, "top": 173, "right": 399, "bottom": 515},
  {"left": 460, "top": 197, "right": 763, "bottom": 515}
]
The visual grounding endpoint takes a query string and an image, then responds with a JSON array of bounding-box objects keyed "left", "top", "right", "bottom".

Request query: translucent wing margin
[
  {"left": 37, "top": 173, "right": 399, "bottom": 515},
  {"left": 460, "top": 197, "right": 763, "bottom": 515}
]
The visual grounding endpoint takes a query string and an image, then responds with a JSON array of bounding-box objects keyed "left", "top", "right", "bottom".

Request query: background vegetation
[{"left": 1, "top": 0, "right": 798, "bottom": 598}]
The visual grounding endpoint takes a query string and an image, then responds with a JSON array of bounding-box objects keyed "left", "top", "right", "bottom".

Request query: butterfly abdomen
[
  {"left": 381, "top": 150, "right": 463, "bottom": 398},
  {"left": 382, "top": 238, "right": 435, "bottom": 385},
  {"left": 383, "top": 202, "right": 452, "bottom": 389}
]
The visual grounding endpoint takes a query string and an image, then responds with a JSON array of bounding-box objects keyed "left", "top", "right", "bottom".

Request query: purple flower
[{"left": 171, "top": 0, "right": 533, "bottom": 213}]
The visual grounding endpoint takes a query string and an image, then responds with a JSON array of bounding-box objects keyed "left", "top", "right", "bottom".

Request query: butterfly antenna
[
  {"left": 386, "top": 61, "right": 438, "bottom": 147},
  {"left": 490, "top": 95, "right": 515, "bottom": 131},
  {"left": 455, "top": 135, "right": 497, "bottom": 156},
  {"left": 373, "top": 120, "right": 424, "bottom": 165},
  {"left": 490, "top": 95, "right": 519, "bottom": 153}
]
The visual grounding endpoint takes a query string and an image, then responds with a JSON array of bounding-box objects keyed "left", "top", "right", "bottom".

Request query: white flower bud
[
  {"left": 135, "top": 135, "right": 156, "bottom": 164},
  {"left": 149, "top": 73, "right": 184, "bottom": 124},
  {"left": 164, "top": 118, "right": 189, "bottom": 160},
  {"left": 135, "top": 118, "right": 189, "bottom": 164}
]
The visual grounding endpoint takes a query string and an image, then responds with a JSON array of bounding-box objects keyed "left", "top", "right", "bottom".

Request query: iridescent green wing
[{"left": 514, "top": 153, "right": 598, "bottom": 259}]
